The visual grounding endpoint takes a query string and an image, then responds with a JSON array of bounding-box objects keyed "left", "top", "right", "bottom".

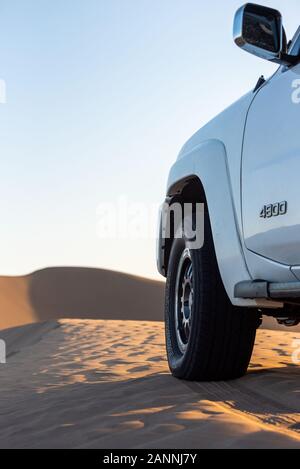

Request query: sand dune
[
  {"left": 0, "top": 267, "right": 165, "bottom": 329},
  {"left": 0, "top": 319, "right": 299, "bottom": 448},
  {"left": 0, "top": 266, "right": 299, "bottom": 331}
]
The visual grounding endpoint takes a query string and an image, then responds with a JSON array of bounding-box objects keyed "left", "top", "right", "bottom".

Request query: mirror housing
[{"left": 233, "top": 3, "right": 298, "bottom": 66}]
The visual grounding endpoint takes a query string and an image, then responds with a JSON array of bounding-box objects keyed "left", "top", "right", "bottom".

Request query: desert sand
[{"left": 0, "top": 267, "right": 299, "bottom": 448}]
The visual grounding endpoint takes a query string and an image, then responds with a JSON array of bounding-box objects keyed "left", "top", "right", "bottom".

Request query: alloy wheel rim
[{"left": 174, "top": 248, "right": 193, "bottom": 354}]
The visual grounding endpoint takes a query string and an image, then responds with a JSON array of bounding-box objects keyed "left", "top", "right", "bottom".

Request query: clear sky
[{"left": 0, "top": 0, "right": 299, "bottom": 279}]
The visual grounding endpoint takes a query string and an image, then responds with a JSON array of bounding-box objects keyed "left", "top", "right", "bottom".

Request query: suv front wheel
[{"left": 165, "top": 211, "right": 261, "bottom": 381}]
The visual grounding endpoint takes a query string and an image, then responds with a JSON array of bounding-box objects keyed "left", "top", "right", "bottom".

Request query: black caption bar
[{"left": 0, "top": 448, "right": 293, "bottom": 465}]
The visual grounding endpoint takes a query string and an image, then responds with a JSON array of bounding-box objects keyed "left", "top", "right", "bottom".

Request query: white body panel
[{"left": 242, "top": 64, "right": 300, "bottom": 265}]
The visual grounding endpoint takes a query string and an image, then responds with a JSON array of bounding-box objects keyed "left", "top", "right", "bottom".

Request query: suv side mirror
[{"left": 233, "top": 3, "right": 297, "bottom": 66}]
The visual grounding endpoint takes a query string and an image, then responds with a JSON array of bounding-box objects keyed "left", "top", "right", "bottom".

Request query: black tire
[{"left": 165, "top": 210, "right": 261, "bottom": 381}]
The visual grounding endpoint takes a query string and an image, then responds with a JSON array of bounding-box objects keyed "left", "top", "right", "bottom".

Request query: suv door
[{"left": 242, "top": 40, "right": 300, "bottom": 266}]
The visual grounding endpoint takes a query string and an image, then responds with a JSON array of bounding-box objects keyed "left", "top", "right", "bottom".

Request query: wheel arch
[
  {"left": 157, "top": 139, "right": 256, "bottom": 306},
  {"left": 158, "top": 175, "right": 206, "bottom": 280}
]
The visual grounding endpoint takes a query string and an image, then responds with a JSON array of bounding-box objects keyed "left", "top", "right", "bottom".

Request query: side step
[{"left": 234, "top": 280, "right": 300, "bottom": 300}]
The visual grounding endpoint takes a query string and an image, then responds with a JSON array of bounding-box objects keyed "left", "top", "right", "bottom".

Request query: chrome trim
[{"left": 233, "top": 3, "right": 283, "bottom": 62}]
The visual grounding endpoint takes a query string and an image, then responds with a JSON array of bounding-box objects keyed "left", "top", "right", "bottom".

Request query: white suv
[{"left": 157, "top": 3, "right": 300, "bottom": 381}]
